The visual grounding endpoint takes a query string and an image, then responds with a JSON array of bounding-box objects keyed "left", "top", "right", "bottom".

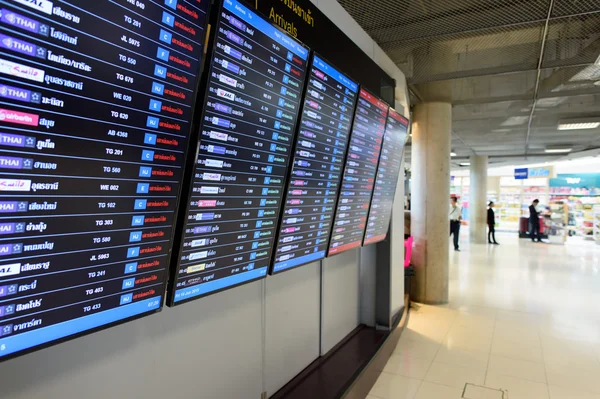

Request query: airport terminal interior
[{"left": 0, "top": 0, "right": 599, "bottom": 399}]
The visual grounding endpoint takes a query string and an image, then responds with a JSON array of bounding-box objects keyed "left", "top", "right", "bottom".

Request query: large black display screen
[
  {"left": 328, "top": 89, "right": 388, "bottom": 256},
  {"left": 169, "top": 0, "right": 308, "bottom": 304},
  {"left": 363, "top": 109, "right": 409, "bottom": 246},
  {"left": 0, "top": 0, "right": 210, "bottom": 360},
  {"left": 271, "top": 54, "right": 357, "bottom": 274}
]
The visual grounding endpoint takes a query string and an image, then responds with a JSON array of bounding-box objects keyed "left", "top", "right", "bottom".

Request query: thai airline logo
[
  {"left": 0, "top": 262, "right": 20, "bottom": 277},
  {"left": 11, "top": 0, "right": 53, "bottom": 15}
]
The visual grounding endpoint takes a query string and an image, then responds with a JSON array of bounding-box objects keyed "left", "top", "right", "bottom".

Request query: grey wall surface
[
  {"left": 265, "top": 263, "right": 321, "bottom": 396},
  {"left": 0, "top": 281, "right": 264, "bottom": 399},
  {"left": 359, "top": 245, "right": 377, "bottom": 327},
  {"left": 321, "top": 249, "right": 361, "bottom": 355},
  {"left": 391, "top": 171, "right": 406, "bottom": 317}
]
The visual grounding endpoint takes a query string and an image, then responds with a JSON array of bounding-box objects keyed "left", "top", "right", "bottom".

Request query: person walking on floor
[
  {"left": 488, "top": 202, "right": 499, "bottom": 245},
  {"left": 529, "top": 199, "right": 542, "bottom": 242},
  {"left": 449, "top": 197, "right": 462, "bottom": 251}
]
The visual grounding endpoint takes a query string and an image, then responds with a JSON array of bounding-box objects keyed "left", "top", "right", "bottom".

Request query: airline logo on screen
[
  {"left": 0, "top": 58, "right": 45, "bottom": 82},
  {"left": 11, "top": 0, "right": 53, "bottom": 15}
]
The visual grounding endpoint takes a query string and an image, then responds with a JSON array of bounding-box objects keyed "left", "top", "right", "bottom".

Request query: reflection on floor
[{"left": 369, "top": 233, "right": 600, "bottom": 399}]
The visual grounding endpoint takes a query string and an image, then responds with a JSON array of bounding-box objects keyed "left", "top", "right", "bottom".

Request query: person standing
[
  {"left": 529, "top": 199, "right": 541, "bottom": 242},
  {"left": 488, "top": 202, "right": 499, "bottom": 245},
  {"left": 449, "top": 197, "right": 462, "bottom": 251}
]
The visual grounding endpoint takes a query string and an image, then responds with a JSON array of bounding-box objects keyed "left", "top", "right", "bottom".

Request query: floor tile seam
[
  {"left": 422, "top": 376, "right": 473, "bottom": 392},
  {"left": 546, "top": 380, "right": 600, "bottom": 396},
  {"left": 547, "top": 384, "right": 600, "bottom": 397},
  {"left": 388, "top": 351, "right": 438, "bottom": 364},
  {"left": 399, "top": 336, "right": 445, "bottom": 350},
  {"left": 486, "top": 371, "right": 552, "bottom": 398},
  {"left": 544, "top": 362, "right": 600, "bottom": 375},
  {"left": 492, "top": 336, "right": 544, "bottom": 349},
  {"left": 485, "top": 366, "right": 548, "bottom": 385},
  {"left": 537, "top": 319, "right": 550, "bottom": 387},
  {"left": 413, "top": 378, "right": 425, "bottom": 399},
  {"left": 379, "top": 369, "right": 423, "bottom": 380},
  {"left": 489, "top": 351, "right": 545, "bottom": 364},
  {"left": 432, "top": 357, "right": 488, "bottom": 370},
  {"left": 420, "top": 321, "right": 448, "bottom": 388},
  {"left": 402, "top": 331, "right": 447, "bottom": 344},
  {"left": 377, "top": 370, "right": 425, "bottom": 399},
  {"left": 484, "top": 313, "right": 498, "bottom": 385}
]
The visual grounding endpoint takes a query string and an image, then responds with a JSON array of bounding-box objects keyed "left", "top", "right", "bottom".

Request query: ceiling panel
[
  {"left": 451, "top": 71, "right": 538, "bottom": 103},
  {"left": 537, "top": 64, "right": 600, "bottom": 99},
  {"left": 337, "top": 0, "right": 550, "bottom": 42},
  {"left": 541, "top": 13, "right": 600, "bottom": 69},
  {"left": 337, "top": 0, "right": 600, "bottom": 160},
  {"left": 384, "top": 22, "right": 545, "bottom": 83},
  {"left": 552, "top": 0, "right": 600, "bottom": 17},
  {"left": 453, "top": 100, "right": 534, "bottom": 120}
]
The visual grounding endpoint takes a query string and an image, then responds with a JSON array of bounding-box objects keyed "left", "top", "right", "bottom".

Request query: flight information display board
[
  {"left": 363, "top": 109, "right": 409, "bottom": 245},
  {"left": 0, "top": 0, "right": 210, "bottom": 360},
  {"left": 271, "top": 54, "right": 357, "bottom": 274},
  {"left": 169, "top": 0, "right": 308, "bottom": 304},
  {"left": 328, "top": 89, "right": 388, "bottom": 256}
]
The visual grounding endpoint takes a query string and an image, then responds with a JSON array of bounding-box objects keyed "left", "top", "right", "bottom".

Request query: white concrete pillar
[
  {"left": 469, "top": 155, "right": 488, "bottom": 244},
  {"left": 410, "top": 102, "right": 451, "bottom": 304}
]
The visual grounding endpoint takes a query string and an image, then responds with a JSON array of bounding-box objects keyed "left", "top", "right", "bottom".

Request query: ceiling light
[
  {"left": 451, "top": 152, "right": 457, "bottom": 157},
  {"left": 545, "top": 148, "right": 572, "bottom": 153},
  {"left": 501, "top": 116, "right": 529, "bottom": 126},
  {"left": 459, "top": 162, "right": 470, "bottom": 167},
  {"left": 558, "top": 123, "right": 600, "bottom": 130},
  {"left": 558, "top": 118, "right": 600, "bottom": 130}
]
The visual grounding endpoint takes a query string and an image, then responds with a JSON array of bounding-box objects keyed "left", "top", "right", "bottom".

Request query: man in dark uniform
[
  {"left": 488, "top": 202, "right": 499, "bottom": 245},
  {"left": 529, "top": 199, "right": 541, "bottom": 242}
]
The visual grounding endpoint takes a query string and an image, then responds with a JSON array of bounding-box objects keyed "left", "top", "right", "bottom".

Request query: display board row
[{"left": 0, "top": 0, "right": 409, "bottom": 361}]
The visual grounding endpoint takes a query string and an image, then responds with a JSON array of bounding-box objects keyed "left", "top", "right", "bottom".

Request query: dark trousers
[
  {"left": 450, "top": 220, "right": 460, "bottom": 250},
  {"left": 488, "top": 224, "right": 497, "bottom": 243},
  {"left": 530, "top": 220, "right": 540, "bottom": 241}
]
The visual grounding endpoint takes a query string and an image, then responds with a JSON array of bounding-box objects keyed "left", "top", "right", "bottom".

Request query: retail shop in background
[
  {"left": 450, "top": 169, "right": 551, "bottom": 231},
  {"left": 451, "top": 166, "right": 600, "bottom": 246},
  {"left": 548, "top": 174, "right": 600, "bottom": 244}
]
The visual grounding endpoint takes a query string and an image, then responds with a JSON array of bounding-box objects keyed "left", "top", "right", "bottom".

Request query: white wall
[{"left": 0, "top": 3, "right": 409, "bottom": 399}]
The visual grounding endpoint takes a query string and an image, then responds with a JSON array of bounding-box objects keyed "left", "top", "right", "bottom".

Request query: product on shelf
[
  {"left": 593, "top": 206, "right": 600, "bottom": 244},
  {"left": 546, "top": 200, "right": 569, "bottom": 244}
]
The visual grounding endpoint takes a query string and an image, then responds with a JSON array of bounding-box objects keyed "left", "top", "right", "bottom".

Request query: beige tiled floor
[{"left": 369, "top": 233, "right": 600, "bottom": 399}]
